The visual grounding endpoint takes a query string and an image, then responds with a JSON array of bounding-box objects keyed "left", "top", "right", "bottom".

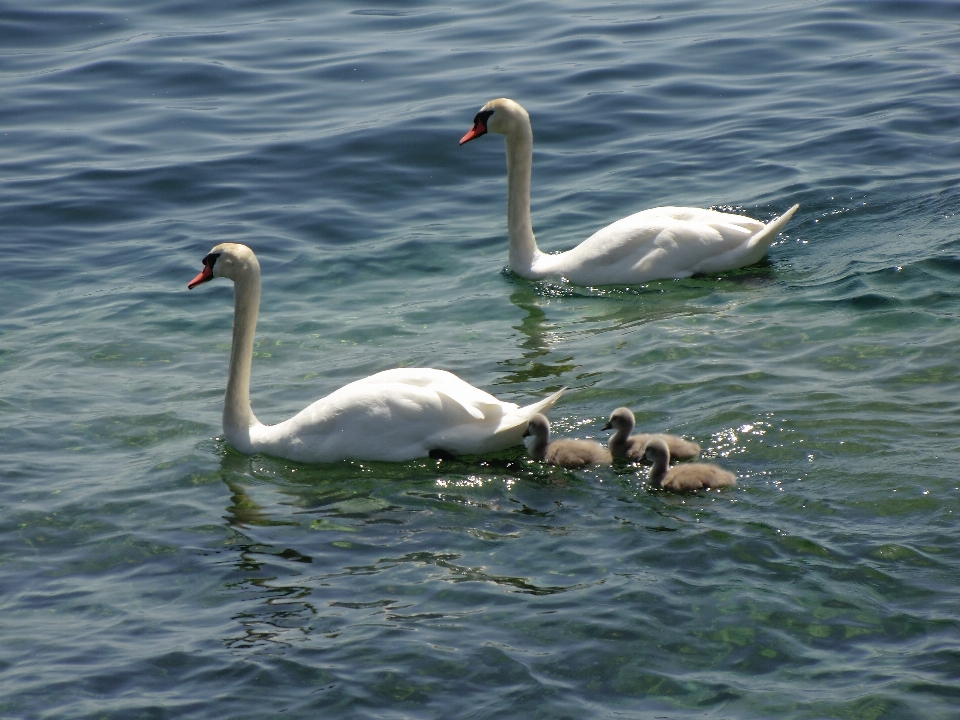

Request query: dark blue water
[{"left": 2, "top": 1, "right": 960, "bottom": 717}]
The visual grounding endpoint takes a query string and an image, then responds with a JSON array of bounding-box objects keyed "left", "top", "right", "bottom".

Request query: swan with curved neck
[
  {"left": 187, "top": 243, "right": 563, "bottom": 462},
  {"left": 461, "top": 98, "right": 799, "bottom": 286}
]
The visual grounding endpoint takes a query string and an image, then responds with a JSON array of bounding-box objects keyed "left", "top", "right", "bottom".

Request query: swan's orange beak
[
  {"left": 460, "top": 120, "right": 487, "bottom": 145},
  {"left": 461, "top": 108, "right": 494, "bottom": 145},
  {"left": 188, "top": 264, "right": 214, "bottom": 289}
]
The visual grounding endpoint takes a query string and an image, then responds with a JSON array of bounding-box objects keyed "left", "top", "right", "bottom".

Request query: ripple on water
[{"left": 2, "top": 0, "right": 960, "bottom": 718}]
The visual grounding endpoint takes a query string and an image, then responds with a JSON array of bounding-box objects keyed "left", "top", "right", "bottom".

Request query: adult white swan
[
  {"left": 460, "top": 98, "right": 799, "bottom": 286},
  {"left": 187, "top": 243, "right": 563, "bottom": 462}
]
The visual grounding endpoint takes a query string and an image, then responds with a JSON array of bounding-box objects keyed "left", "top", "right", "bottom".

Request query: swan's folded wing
[
  {"left": 343, "top": 367, "right": 507, "bottom": 407},
  {"left": 619, "top": 221, "right": 724, "bottom": 279},
  {"left": 573, "top": 216, "right": 668, "bottom": 266},
  {"left": 265, "top": 382, "right": 446, "bottom": 461},
  {"left": 561, "top": 209, "right": 767, "bottom": 283},
  {"left": 655, "top": 206, "right": 764, "bottom": 234},
  {"left": 422, "top": 387, "right": 565, "bottom": 456},
  {"left": 262, "top": 378, "right": 564, "bottom": 462},
  {"left": 337, "top": 367, "right": 463, "bottom": 391},
  {"left": 433, "top": 389, "right": 492, "bottom": 422}
]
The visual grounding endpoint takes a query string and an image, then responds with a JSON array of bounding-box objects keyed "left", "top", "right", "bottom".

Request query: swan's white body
[
  {"left": 461, "top": 98, "right": 799, "bottom": 286},
  {"left": 188, "top": 243, "right": 563, "bottom": 463}
]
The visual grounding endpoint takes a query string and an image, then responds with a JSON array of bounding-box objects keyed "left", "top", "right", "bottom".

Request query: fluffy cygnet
[
  {"left": 524, "top": 414, "right": 613, "bottom": 469},
  {"left": 644, "top": 437, "right": 736, "bottom": 491},
  {"left": 602, "top": 407, "right": 701, "bottom": 462}
]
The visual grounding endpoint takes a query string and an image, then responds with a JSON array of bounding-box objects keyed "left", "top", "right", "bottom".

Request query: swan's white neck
[
  {"left": 224, "top": 265, "right": 263, "bottom": 449},
  {"left": 502, "top": 122, "right": 542, "bottom": 275}
]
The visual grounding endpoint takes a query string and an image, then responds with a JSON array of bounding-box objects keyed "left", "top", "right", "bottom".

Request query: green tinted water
[{"left": 2, "top": 1, "right": 959, "bottom": 718}]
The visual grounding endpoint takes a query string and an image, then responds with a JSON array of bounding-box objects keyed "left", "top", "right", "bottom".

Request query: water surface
[{"left": 2, "top": 1, "right": 959, "bottom": 718}]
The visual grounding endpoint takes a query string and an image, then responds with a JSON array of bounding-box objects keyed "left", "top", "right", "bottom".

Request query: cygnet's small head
[
  {"left": 523, "top": 413, "right": 551, "bottom": 442},
  {"left": 602, "top": 407, "right": 636, "bottom": 433},
  {"left": 643, "top": 436, "right": 671, "bottom": 465},
  {"left": 460, "top": 98, "right": 530, "bottom": 145},
  {"left": 523, "top": 413, "right": 551, "bottom": 459},
  {"left": 187, "top": 243, "right": 259, "bottom": 289}
]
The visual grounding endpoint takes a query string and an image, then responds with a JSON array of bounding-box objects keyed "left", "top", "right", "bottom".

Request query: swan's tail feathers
[
  {"left": 528, "top": 386, "right": 565, "bottom": 415},
  {"left": 496, "top": 387, "right": 566, "bottom": 435},
  {"left": 746, "top": 203, "right": 799, "bottom": 253}
]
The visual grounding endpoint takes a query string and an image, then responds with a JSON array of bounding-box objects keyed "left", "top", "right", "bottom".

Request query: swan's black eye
[
  {"left": 202, "top": 252, "right": 221, "bottom": 268},
  {"left": 473, "top": 109, "right": 494, "bottom": 126}
]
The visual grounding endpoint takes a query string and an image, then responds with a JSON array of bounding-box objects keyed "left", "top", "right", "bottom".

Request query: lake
[{"left": 2, "top": 1, "right": 959, "bottom": 718}]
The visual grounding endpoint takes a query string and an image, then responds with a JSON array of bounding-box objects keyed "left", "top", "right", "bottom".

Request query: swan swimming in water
[
  {"left": 187, "top": 243, "right": 563, "bottom": 462},
  {"left": 644, "top": 437, "right": 736, "bottom": 491},
  {"left": 603, "top": 407, "right": 701, "bottom": 462},
  {"left": 524, "top": 413, "right": 612, "bottom": 469},
  {"left": 461, "top": 98, "right": 799, "bottom": 286}
]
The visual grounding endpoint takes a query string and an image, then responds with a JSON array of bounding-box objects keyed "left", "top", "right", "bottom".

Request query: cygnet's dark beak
[
  {"left": 522, "top": 427, "right": 531, "bottom": 438},
  {"left": 601, "top": 421, "right": 612, "bottom": 431}
]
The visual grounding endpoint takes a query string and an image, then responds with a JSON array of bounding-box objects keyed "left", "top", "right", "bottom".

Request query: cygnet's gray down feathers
[
  {"left": 644, "top": 437, "right": 735, "bottom": 491},
  {"left": 603, "top": 407, "right": 700, "bottom": 462},
  {"left": 524, "top": 414, "right": 612, "bottom": 469}
]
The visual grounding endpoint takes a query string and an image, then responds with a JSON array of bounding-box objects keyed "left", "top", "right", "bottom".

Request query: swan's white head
[
  {"left": 602, "top": 407, "right": 635, "bottom": 433},
  {"left": 460, "top": 98, "right": 530, "bottom": 145},
  {"left": 187, "top": 242, "right": 260, "bottom": 289}
]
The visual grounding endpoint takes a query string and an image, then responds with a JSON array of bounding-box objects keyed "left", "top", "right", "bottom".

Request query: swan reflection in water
[{"left": 216, "top": 460, "right": 582, "bottom": 653}]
